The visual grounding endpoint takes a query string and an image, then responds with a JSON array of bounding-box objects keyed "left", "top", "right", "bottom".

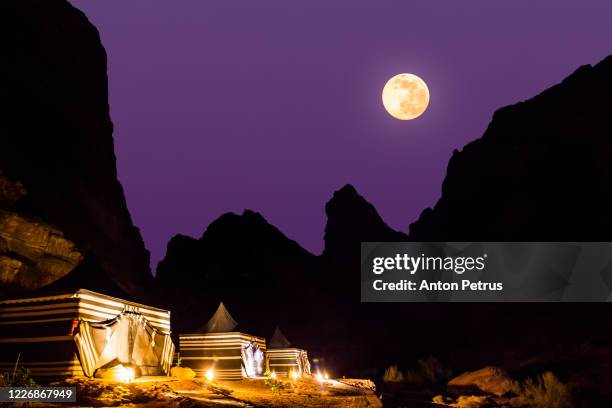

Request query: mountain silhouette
[
  {"left": 410, "top": 56, "right": 612, "bottom": 241},
  {"left": 156, "top": 56, "right": 612, "bottom": 378},
  {"left": 155, "top": 185, "right": 407, "bottom": 369},
  {"left": 0, "top": 0, "right": 152, "bottom": 299}
]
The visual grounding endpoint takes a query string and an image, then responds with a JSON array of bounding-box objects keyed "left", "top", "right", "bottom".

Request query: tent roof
[
  {"left": 201, "top": 302, "right": 238, "bottom": 333},
  {"left": 269, "top": 326, "right": 291, "bottom": 348},
  {"left": 0, "top": 288, "right": 170, "bottom": 313}
]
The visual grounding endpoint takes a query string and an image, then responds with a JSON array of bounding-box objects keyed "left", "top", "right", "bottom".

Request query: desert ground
[{"left": 19, "top": 376, "right": 384, "bottom": 408}]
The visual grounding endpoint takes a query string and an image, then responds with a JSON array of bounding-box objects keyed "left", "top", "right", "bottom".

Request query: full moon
[{"left": 382, "top": 73, "right": 430, "bottom": 120}]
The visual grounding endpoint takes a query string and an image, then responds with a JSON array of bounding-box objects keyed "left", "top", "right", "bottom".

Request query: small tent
[
  {"left": 267, "top": 327, "right": 311, "bottom": 377},
  {"left": 179, "top": 302, "right": 267, "bottom": 380},
  {"left": 0, "top": 289, "right": 175, "bottom": 382}
]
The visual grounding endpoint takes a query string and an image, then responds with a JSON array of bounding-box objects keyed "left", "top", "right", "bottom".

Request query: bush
[
  {"left": 1, "top": 365, "right": 36, "bottom": 387},
  {"left": 406, "top": 356, "right": 452, "bottom": 386},
  {"left": 518, "top": 372, "right": 573, "bottom": 408},
  {"left": 264, "top": 378, "right": 286, "bottom": 393},
  {"left": 383, "top": 365, "right": 404, "bottom": 383},
  {"left": 1, "top": 357, "right": 36, "bottom": 408}
]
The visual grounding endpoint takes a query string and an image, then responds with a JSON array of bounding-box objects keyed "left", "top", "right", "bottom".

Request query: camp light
[
  {"left": 270, "top": 371, "right": 277, "bottom": 379},
  {"left": 290, "top": 370, "right": 300, "bottom": 381},
  {"left": 324, "top": 373, "right": 329, "bottom": 380},
  {"left": 116, "top": 365, "right": 135, "bottom": 383},
  {"left": 315, "top": 372, "right": 324, "bottom": 382},
  {"left": 205, "top": 368, "right": 215, "bottom": 381}
]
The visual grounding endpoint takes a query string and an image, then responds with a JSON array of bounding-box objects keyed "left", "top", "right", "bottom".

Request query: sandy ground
[{"left": 18, "top": 376, "right": 383, "bottom": 407}]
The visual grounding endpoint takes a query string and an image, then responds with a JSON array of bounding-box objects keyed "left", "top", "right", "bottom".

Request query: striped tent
[
  {"left": 0, "top": 289, "right": 174, "bottom": 382},
  {"left": 267, "top": 327, "right": 311, "bottom": 377},
  {"left": 179, "top": 302, "right": 267, "bottom": 380}
]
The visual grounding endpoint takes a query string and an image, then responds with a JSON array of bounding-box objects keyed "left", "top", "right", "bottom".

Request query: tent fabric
[
  {"left": 267, "top": 348, "right": 311, "bottom": 377},
  {"left": 0, "top": 289, "right": 174, "bottom": 382},
  {"left": 268, "top": 326, "right": 291, "bottom": 348},
  {"left": 74, "top": 311, "right": 175, "bottom": 377},
  {"left": 298, "top": 350, "right": 311, "bottom": 375},
  {"left": 241, "top": 342, "right": 265, "bottom": 377},
  {"left": 201, "top": 302, "right": 237, "bottom": 333},
  {"left": 179, "top": 332, "right": 267, "bottom": 380},
  {"left": 267, "top": 326, "right": 310, "bottom": 377}
]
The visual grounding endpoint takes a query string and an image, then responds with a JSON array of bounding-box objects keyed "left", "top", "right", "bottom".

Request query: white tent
[
  {"left": 180, "top": 302, "right": 267, "bottom": 380},
  {"left": 201, "top": 302, "right": 237, "bottom": 333},
  {"left": 267, "top": 327, "right": 311, "bottom": 377},
  {"left": 0, "top": 289, "right": 174, "bottom": 381}
]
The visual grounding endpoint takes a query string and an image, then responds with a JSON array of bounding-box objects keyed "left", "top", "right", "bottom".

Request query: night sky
[{"left": 70, "top": 1, "right": 612, "bottom": 270}]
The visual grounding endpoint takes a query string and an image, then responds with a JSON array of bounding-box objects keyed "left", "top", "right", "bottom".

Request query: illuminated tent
[
  {"left": 0, "top": 289, "right": 175, "bottom": 382},
  {"left": 201, "top": 301, "right": 237, "bottom": 333},
  {"left": 267, "top": 326, "right": 311, "bottom": 377},
  {"left": 179, "top": 302, "right": 267, "bottom": 380}
]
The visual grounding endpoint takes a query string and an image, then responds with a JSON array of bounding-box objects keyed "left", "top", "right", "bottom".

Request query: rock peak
[{"left": 324, "top": 184, "right": 407, "bottom": 259}]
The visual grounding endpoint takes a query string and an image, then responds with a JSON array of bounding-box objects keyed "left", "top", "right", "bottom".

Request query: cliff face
[
  {"left": 409, "top": 56, "right": 612, "bottom": 241},
  {"left": 0, "top": 1, "right": 152, "bottom": 297}
]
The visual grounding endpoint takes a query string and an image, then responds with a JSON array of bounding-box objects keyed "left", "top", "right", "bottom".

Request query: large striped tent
[
  {"left": 267, "top": 327, "right": 311, "bottom": 377},
  {"left": 179, "top": 302, "right": 267, "bottom": 380},
  {"left": 0, "top": 289, "right": 174, "bottom": 382}
]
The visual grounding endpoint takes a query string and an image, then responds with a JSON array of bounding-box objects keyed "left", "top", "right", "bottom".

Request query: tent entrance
[
  {"left": 241, "top": 342, "right": 265, "bottom": 377},
  {"left": 75, "top": 311, "right": 173, "bottom": 379}
]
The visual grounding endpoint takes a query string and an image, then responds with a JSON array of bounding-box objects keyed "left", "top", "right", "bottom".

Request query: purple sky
[{"left": 70, "top": 1, "right": 612, "bottom": 270}]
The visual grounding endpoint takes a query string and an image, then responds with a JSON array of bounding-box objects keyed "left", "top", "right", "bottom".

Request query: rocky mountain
[
  {"left": 156, "top": 186, "right": 407, "bottom": 328},
  {"left": 321, "top": 184, "right": 408, "bottom": 302},
  {"left": 409, "top": 55, "right": 612, "bottom": 241},
  {"left": 403, "top": 55, "right": 612, "bottom": 389},
  {"left": 157, "top": 210, "right": 315, "bottom": 297},
  {"left": 156, "top": 56, "right": 612, "bottom": 379},
  {"left": 155, "top": 185, "right": 409, "bottom": 371},
  {"left": 0, "top": 0, "right": 153, "bottom": 298},
  {"left": 156, "top": 210, "right": 317, "bottom": 333},
  {"left": 323, "top": 184, "right": 408, "bottom": 263}
]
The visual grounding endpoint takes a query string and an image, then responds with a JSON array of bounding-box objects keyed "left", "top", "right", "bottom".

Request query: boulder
[
  {"left": 448, "top": 367, "right": 513, "bottom": 396},
  {"left": 0, "top": 208, "right": 82, "bottom": 291},
  {"left": 171, "top": 367, "right": 196, "bottom": 380}
]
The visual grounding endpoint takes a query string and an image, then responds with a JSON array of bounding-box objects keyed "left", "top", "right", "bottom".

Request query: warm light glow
[
  {"left": 324, "top": 373, "right": 329, "bottom": 380},
  {"left": 205, "top": 368, "right": 215, "bottom": 381},
  {"left": 316, "top": 372, "right": 324, "bottom": 382},
  {"left": 116, "top": 365, "right": 135, "bottom": 383},
  {"left": 270, "top": 371, "right": 277, "bottom": 379},
  {"left": 290, "top": 370, "right": 300, "bottom": 381},
  {"left": 382, "top": 73, "right": 430, "bottom": 120}
]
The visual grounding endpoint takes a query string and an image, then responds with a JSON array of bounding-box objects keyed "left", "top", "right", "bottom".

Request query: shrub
[
  {"left": 264, "top": 378, "right": 286, "bottom": 393},
  {"left": 405, "top": 356, "right": 451, "bottom": 386},
  {"left": 519, "top": 372, "right": 573, "bottom": 408},
  {"left": 1, "top": 357, "right": 36, "bottom": 408},
  {"left": 1, "top": 367, "right": 36, "bottom": 388},
  {"left": 405, "top": 369, "right": 426, "bottom": 386},
  {"left": 418, "top": 356, "right": 452, "bottom": 384},
  {"left": 383, "top": 365, "right": 404, "bottom": 383},
  {"left": 1, "top": 355, "right": 36, "bottom": 388}
]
